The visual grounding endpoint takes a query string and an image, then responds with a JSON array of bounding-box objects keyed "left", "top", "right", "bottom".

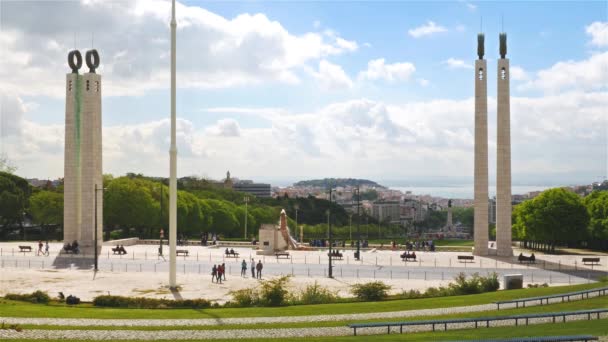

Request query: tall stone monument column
[
  {"left": 496, "top": 33, "right": 512, "bottom": 256},
  {"left": 473, "top": 33, "right": 489, "bottom": 256},
  {"left": 64, "top": 50, "right": 103, "bottom": 254}
]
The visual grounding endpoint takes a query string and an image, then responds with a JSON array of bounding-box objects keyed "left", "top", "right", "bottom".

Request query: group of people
[
  {"left": 37, "top": 241, "right": 50, "bottom": 256},
  {"left": 62, "top": 240, "right": 80, "bottom": 254},
  {"left": 113, "top": 245, "right": 128, "bottom": 255},
  {"left": 405, "top": 240, "right": 435, "bottom": 252},
  {"left": 212, "top": 259, "right": 265, "bottom": 282},
  {"left": 200, "top": 232, "right": 219, "bottom": 246},
  {"left": 211, "top": 263, "right": 227, "bottom": 283},
  {"left": 225, "top": 248, "right": 237, "bottom": 256}
]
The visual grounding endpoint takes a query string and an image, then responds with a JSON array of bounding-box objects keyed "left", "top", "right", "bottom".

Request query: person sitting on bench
[
  {"left": 230, "top": 248, "right": 235, "bottom": 255},
  {"left": 71, "top": 240, "right": 80, "bottom": 254},
  {"left": 63, "top": 242, "right": 72, "bottom": 252},
  {"left": 225, "top": 248, "right": 230, "bottom": 255},
  {"left": 118, "top": 245, "right": 127, "bottom": 255}
]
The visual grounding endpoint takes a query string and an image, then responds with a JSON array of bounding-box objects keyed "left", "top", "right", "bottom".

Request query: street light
[
  {"left": 94, "top": 184, "right": 106, "bottom": 272},
  {"left": 294, "top": 204, "right": 299, "bottom": 242},
  {"left": 244, "top": 196, "right": 249, "bottom": 240},
  {"left": 327, "top": 187, "right": 335, "bottom": 279},
  {"left": 354, "top": 186, "right": 361, "bottom": 260}
]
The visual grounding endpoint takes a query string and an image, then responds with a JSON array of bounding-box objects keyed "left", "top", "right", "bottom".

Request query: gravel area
[{"left": 0, "top": 314, "right": 606, "bottom": 340}]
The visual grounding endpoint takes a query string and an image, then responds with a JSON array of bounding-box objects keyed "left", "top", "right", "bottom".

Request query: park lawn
[
  {"left": 16, "top": 295, "right": 608, "bottom": 331},
  {"left": 1, "top": 282, "right": 604, "bottom": 319},
  {"left": 434, "top": 239, "right": 474, "bottom": 247},
  {"left": 6, "top": 319, "right": 608, "bottom": 342}
]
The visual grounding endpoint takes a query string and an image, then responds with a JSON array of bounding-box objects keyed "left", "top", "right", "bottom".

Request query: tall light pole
[
  {"left": 244, "top": 196, "right": 249, "bottom": 240},
  {"left": 355, "top": 186, "right": 360, "bottom": 260},
  {"left": 294, "top": 204, "right": 299, "bottom": 241},
  {"left": 168, "top": 0, "right": 178, "bottom": 289},
  {"left": 94, "top": 184, "right": 105, "bottom": 272},
  {"left": 327, "top": 187, "right": 334, "bottom": 278}
]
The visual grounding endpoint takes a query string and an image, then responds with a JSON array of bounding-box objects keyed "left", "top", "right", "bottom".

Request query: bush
[
  {"left": 5, "top": 291, "right": 50, "bottom": 304},
  {"left": 92, "top": 295, "right": 210, "bottom": 309},
  {"left": 259, "top": 276, "right": 291, "bottom": 306},
  {"left": 350, "top": 281, "right": 391, "bottom": 301},
  {"left": 479, "top": 273, "right": 500, "bottom": 292},
  {"left": 527, "top": 283, "right": 549, "bottom": 288},
  {"left": 296, "top": 282, "right": 338, "bottom": 305},
  {"left": 448, "top": 272, "right": 500, "bottom": 295},
  {"left": 228, "top": 288, "right": 259, "bottom": 307}
]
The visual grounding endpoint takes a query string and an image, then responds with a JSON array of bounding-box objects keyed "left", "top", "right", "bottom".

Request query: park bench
[
  {"left": 447, "top": 336, "right": 598, "bottom": 342},
  {"left": 112, "top": 248, "right": 127, "bottom": 255},
  {"left": 275, "top": 252, "right": 290, "bottom": 259},
  {"left": 176, "top": 250, "right": 189, "bottom": 256},
  {"left": 328, "top": 253, "right": 343, "bottom": 260},
  {"left": 225, "top": 252, "right": 240, "bottom": 258},
  {"left": 582, "top": 257, "right": 600, "bottom": 266},
  {"left": 400, "top": 253, "right": 416, "bottom": 261},
  {"left": 495, "top": 286, "right": 608, "bottom": 310},
  {"left": 518, "top": 254, "right": 535, "bottom": 264},
  {"left": 457, "top": 255, "right": 474, "bottom": 263},
  {"left": 348, "top": 308, "right": 608, "bottom": 336},
  {"left": 18, "top": 246, "right": 32, "bottom": 253}
]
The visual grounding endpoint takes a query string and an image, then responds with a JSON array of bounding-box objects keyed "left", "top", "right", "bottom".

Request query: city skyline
[{"left": 1, "top": 0, "right": 606, "bottom": 184}]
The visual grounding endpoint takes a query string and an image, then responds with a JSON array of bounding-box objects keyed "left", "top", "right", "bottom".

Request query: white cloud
[
  {"left": 204, "top": 119, "right": 241, "bottom": 137},
  {"left": 466, "top": 3, "right": 477, "bottom": 11},
  {"left": 311, "top": 60, "right": 353, "bottom": 90},
  {"left": 408, "top": 21, "right": 448, "bottom": 38},
  {"left": 0, "top": 0, "right": 359, "bottom": 97},
  {"left": 586, "top": 21, "right": 608, "bottom": 47},
  {"left": 444, "top": 58, "right": 473, "bottom": 69},
  {"left": 456, "top": 24, "right": 466, "bottom": 32},
  {"left": 8, "top": 89, "right": 605, "bottom": 182},
  {"left": 519, "top": 52, "right": 608, "bottom": 93},
  {"left": 510, "top": 66, "right": 529, "bottom": 81},
  {"left": 417, "top": 78, "right": 430, "bottom": 87},
  {"left": 359, "top": 58, "right": 416, "bottom": 82}
]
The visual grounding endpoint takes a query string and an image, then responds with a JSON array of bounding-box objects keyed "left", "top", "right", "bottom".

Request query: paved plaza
[{"left": 0, "top": 242, "right": 606, "bottom": 302}]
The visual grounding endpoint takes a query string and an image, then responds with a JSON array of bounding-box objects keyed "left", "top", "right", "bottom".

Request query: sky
[{"left": 0, "top": 0, "right": 606, "bottom": 187}]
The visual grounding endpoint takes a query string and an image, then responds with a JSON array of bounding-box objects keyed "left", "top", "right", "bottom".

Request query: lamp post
[
  {"left": 244, "top": 196, "right": 249, "bottom": 240},
  {"left": 349, "top": 214, "right": 352, "bottom": 241},
  {"left": 294, "top": 204, "right": 299, "bottom": 241},
  {"left": 94, "top": 184, "right": 106, "bottom": 272},
  {"left": 327, "top": 187, "right": 334, "bottom": 278},
  {"left": 159, "top": 184, "right": 164, "bottom": 256},
  {"left": 355, "top": 186, "right": 361, "bottom": 260},
  {"left": 168, "top": 0, "right": 178, "bottom": 289}
]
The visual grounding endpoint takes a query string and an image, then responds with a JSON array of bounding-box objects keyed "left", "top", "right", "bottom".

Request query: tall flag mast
[{"left": 169, "top": 0, "right": 177, "bottom": 288}]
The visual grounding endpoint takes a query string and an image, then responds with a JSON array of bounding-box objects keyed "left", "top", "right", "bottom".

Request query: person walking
[
  {"left": 221, "top": 263, "right": 227, "bottom": 281},
  {"left": 256, "top": 260, "right": 263, "bottom": 279},
  {"left": 217, "top": 264, "right": 223, "bottom": 284},
  {"left": 212, "top": 265, "right": 217, "bottom": 283},
  {"left": 241, "top": 259, "right": 247, "bottom": 277},
  {"left": 44, "top": 241, "right": 49, "bottom": 256},
  {"left": 250, "top": 258, "right": 255, "bottom": 278},
  {"left": 37, "top": 240, "right": 43, "bottom": 256}
]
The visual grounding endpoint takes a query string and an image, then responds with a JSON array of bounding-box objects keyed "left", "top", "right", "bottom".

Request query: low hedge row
[
  {"left": 92, "top": 295, "right": 211, "bottom": 309},
  {"left": 4, "top": 290, "right": 50, "bottom": 304}
]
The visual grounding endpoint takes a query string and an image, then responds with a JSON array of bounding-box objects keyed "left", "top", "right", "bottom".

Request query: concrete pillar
[
  {"left": 79, "top": 73, "right": 103, "bottom": 253},
  {"left": 474, "top": 58, "right": 489, "bottom": 256},
  {"left": 63, "top": 73, "right": 79, "bottom": 244},
  {"left": 496, "top": 57, "right": 512, "bottom": 257}
]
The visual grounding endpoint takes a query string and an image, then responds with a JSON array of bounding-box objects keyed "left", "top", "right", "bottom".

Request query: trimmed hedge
[
  {"left": 4, "top": 291, "right": 50, "bottom": 304},
  {"left": 92, "top": 295, "right": 210, "bottom": 309}
]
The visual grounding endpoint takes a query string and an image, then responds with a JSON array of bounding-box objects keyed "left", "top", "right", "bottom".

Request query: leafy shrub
[
  {"left": 228, "top": 288, "right": 259, "bottom": 307},
  {"left": 259, "top": 276, "right": 291, "bottom": 306},
  {"left": 92, "top": 295, "right": 210, "bottom": 309},
  {"left": 479, "top": 273, "right": 500, "bottom": 292},
  {"left": 350, "top": 281, "right": 391, "bottom": 301},
  {"left": 527, "top": 283, "right": 549, "bottom": 288},
  {"left": 5, "top": 291, "right": 50, "bottom": 304},
  {"left": 296, "top": 282, "right": 338, "bottom": 305}
]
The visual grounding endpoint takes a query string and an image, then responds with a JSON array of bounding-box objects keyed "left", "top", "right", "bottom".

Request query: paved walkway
[{"left": 1, "top": 314, "right": 607, "bottom": 340}]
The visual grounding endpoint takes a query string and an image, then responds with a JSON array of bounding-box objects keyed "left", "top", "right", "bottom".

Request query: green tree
[
  {"left": 583, "top": 190, "right": 608, "bottom": 240},
  {"left": 104, "top": 177, "right": 158, "bottom": 238},
  {"left": 512, "top": 188, "right": 589, "bottom": 251},
  {"left": 29, "top": 191, "right": 63, "bottom": 239},
  {"left": 0, "top": 172, "right": 30, "bottom": 238}
]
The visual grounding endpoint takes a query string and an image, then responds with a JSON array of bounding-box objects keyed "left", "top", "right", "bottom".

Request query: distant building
[
  {"left": 372, "top": 201, "right": 400, "bottom": 224},
  {"left": 489, "top": 198, "right": 496, "bottom": 224},
  {"left": 234, "top": 180, "right": 271, "bottom": 198}
]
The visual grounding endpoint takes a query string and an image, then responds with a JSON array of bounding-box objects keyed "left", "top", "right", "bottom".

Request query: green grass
[
  {"left": 1, "top": 282, "right": 604, "bottom": 320},
  {"left": 5, "top": 319, "right": 608, "bottom": 341},
  {"left": 16, "top": 295, "right": 608, "bottom": 331},
  {"left": 434, "top": 239, "right": 474, "bottom": 247}
]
